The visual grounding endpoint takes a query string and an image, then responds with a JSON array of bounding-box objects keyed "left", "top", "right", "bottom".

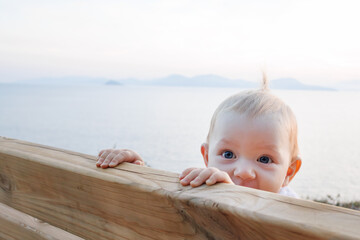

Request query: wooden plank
[
  {"left": 0, "top": 202, "right": 84, "bottom": 240},
  {"left": 0, "top": 136, "right": 360, "bottom": 240}
]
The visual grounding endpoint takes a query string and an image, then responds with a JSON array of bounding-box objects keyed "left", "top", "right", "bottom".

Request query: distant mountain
[
  {"left": 105, "top": 80, "right": 122, "bottom": 86},
  {"left": 270, "top": 78, "right": 336, "bottom": 91},
  {"left": 18, "top": 75, "right": 337, "bottom": 91},
  {"left": 151, "top": 74, "right": 256, "bottom": 88},
  {"left": 149, "top": 75, "right": 334, "bottom": 90},
  {"left": 22, "top": 76, "right": 115, "bottom": 85},
  {"left": 332, "top": 80, "right": 360, "bottom": 91}
]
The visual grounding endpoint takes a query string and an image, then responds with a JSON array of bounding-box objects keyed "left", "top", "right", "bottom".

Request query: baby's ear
[
  {"left": 282, "top": 156, "right": 302, "bottom": 187},
  {"left": 201, "top": 143, "right": 209, "bottom": 167}
]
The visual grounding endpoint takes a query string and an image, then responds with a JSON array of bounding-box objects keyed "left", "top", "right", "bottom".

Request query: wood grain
[
  {"left": 1, "top": 136, "right": 360, "bottom": 240},
  {"left": 0, "top": 202, "right": 84, "bottom": 240}
]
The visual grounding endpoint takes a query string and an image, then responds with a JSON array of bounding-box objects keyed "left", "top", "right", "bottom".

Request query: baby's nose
[{"left": 233, "top": 162, "right": 256, "bottom": 181}]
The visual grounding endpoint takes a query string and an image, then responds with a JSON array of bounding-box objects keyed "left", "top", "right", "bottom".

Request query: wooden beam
[
  {"left": 0, "top": 136, "right": 360, "bottom": 240},
  {"left": 0, "top": 202, "right": 84, "bottom": 240}
]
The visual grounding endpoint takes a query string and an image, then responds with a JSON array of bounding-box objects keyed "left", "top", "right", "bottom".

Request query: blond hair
[{"left": 207, "top": 77, "right": 299, "bottom": 162}]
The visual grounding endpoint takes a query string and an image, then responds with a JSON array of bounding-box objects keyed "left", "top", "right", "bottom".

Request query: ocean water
[{"left": 0, "top": 84, "right": 359, "bottom": 201}]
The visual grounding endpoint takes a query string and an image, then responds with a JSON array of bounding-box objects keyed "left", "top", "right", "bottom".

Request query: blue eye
[
  {"left": 222, "top": 151, "right": 235, "bottom": 159},
  {"left": 257, "top": 155, "right": 272, "bottom": 164}
]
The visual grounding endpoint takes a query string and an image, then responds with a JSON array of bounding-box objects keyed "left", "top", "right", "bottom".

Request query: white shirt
[{"left": 278, "top": 186, "right": 299, "bottom": 198}]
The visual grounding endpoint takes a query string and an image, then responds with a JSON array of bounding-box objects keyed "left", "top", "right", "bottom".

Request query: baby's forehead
[
  {"left": 211, "top": 111, "right": 291, "bottom": 142},
  {"left": 210, "top": 111, "right": 293, "bottom": 156},
  {"left": 216, "top": 110, "right": 285, "bottom": 127}
]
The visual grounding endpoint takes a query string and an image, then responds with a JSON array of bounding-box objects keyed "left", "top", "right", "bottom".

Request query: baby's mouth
[{"left": 232, "top": 178, "right": 257, "bottom": 189}]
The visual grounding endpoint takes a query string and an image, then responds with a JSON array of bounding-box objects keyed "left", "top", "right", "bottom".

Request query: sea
[{"left": 1, "top": 84, "right": 359, "bottom": 201}]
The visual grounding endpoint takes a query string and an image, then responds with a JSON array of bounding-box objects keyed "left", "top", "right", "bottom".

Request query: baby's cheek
[
  {"left": 206, "top": 158, "right": 218, "bottom": 168},
  {"left": 258, "top": 170, "right": 283, "bottom": 193},
  {"left": 208, "top": 160, "right": 227, "bottom": 170}
]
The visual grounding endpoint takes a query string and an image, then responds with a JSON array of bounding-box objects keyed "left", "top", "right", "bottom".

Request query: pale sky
[{"left": 1, "top": 0, "right": 360, "bottom": 85}]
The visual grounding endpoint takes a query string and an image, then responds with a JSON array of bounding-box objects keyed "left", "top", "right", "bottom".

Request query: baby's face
[{"left": 204, "top": 111, "right": 292, "bottom": 193}]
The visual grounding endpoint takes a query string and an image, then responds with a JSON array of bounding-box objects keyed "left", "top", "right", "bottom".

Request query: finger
[
  {"left": 96, "top": 149, "right": 111, "bottom": 167},
  {"left": 206, "top": 171, "right": 234, "bottom": 185},
  {"left": 100, "top": 152, "right": 117, "bottom": 168},
  {"left": 124, "top": 150, "right": 144, "bottom": 164},
  {"left": 98, "top": 149, "right": 106, "bottom": 157},
  {"left": 118, "top": 150, "right": 142, "bottom": 164},
  {"left": 179, "top": 167, "right": 197, "bottom": 179},
  {"left": 190, "top": 169, "right": 214, "bottom": 187},
  {"left": 107, "top": 150, "right": 144, "bottom": 167},
  {"left": 107, "top": 152, "right": 127, "bottom": 167},
  {"left": 133, "top": 160, "right": 145, "bottom": 166},
  {"left": 180, "top": 168, "right": 203, "bottom": 186}
]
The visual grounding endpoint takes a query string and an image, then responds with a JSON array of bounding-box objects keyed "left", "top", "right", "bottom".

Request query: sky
[{"left": 0, "top": 0, "right": 360, "bottom": 85}]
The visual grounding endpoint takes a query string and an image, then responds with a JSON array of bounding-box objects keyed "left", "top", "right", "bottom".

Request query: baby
[{"left": 96, "top": 78, "right": 302, "bottom": 197}]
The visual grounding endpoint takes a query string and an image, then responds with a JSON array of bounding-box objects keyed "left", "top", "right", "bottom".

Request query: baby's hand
[
  {"left": 179, "top": 167, "right": 234, "bottom": 187},
  {"left": 96, "top": 149, "right": 144, "bottom": 168}
]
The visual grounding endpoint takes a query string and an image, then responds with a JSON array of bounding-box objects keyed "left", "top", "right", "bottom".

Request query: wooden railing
[{"left": 0, "top": 136, "right": 359, "bottom": 240}]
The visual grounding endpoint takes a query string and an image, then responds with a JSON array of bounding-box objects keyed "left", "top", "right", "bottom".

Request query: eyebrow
[
  {"left": 216, "top": 138, "right": 236, "bottom": 146},
  {"left": 258, "top": 143, "right": 279, "bottom": 151},
  {"left": 216, "top": 139, "right": 280, "bottom": 152}
]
